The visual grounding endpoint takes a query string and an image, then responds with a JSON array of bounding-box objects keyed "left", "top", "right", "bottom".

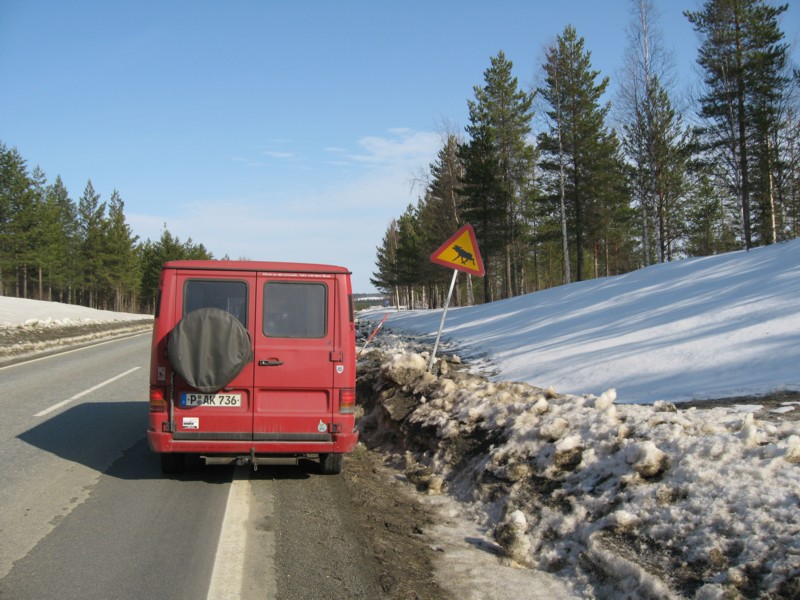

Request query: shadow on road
[{"left": 17, "top": 401, "right": 231, "bottom": 483}]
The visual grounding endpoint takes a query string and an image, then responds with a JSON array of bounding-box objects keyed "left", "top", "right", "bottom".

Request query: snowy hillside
[
  {"left": 365, "top": 239, "right": 800, "bottom": 404},
  {"left": 356, "top": 240, "right": 800, "bottom": 599}
]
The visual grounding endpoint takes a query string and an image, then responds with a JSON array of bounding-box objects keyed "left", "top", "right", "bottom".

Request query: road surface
[{"left": 0, "top": 333, "right": 432, "bottom": 600}]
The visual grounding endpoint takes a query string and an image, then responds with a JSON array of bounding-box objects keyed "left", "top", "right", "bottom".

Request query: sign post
[{"left": 428, "top": 224, "right": 485, "bottom": 371}]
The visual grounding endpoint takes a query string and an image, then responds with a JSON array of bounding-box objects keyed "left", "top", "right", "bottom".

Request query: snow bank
[
  {"left": 356, "top": 340, "right": 800, "bottom": 598},
  {"left": 0, "top": 297, "right": 153, "bottom": 362}
]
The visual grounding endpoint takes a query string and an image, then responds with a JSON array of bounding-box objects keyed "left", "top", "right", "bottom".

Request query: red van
[{"left": 147, "top": 260, "right": 358, "bottom": 474}]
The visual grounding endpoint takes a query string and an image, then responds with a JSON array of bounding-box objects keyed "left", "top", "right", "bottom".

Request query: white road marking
[
  {"left": 34, "top": 367, "right": 140, "bottom": 417},
  {"left": 207, "top": 469, "right": 251, "bottom": 600},
  {"left": 207, "top": 467, "right": 277, "bottom": 600}
]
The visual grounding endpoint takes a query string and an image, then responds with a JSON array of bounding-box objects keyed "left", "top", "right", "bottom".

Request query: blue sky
[{"left": 1, "top": 1, "right": 798, "bottom": 292}]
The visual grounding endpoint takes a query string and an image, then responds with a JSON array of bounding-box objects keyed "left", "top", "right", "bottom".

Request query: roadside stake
[{"left": 358, "top": 312, "right": 389, "bottom": 358}]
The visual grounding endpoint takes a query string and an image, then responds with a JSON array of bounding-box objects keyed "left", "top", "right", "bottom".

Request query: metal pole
[{"left": 428, "top": 269, "right": 458, "bottom": 371}]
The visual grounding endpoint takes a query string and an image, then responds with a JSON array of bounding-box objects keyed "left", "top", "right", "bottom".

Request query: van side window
[
  {"left": 263, "top": 282, "right": 327, "bottom": 338},
  {"left": 184, "top": 280, "right": 248, "bottom": 325}
]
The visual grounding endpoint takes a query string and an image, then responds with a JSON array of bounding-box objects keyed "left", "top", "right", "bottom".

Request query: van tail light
[
  {"left": 339, "top": 389, "right": 356, "bottom": 414},
  {"left": 150, "top": 386, "right": 167, "bottom": 412}
]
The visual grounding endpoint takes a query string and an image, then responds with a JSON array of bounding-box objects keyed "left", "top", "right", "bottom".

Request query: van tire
[
  {"left": 160, "top": 453, "right": 186, "bottom": 475},
  {"left": 167, "top": 308, "right": 253, "bottom": 393},
  {"left": 319, "top": 453, "right": 343, "bottom": 475}
]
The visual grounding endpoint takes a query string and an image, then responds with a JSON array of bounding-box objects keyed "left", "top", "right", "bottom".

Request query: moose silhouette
[{"left": 452, "top": 244, "right": 476, "bottom": 266}]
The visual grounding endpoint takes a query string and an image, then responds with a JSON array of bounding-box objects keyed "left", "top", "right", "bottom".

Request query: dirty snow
[{"left": 358, "top": 239, "right": 800, "bottom": 599}]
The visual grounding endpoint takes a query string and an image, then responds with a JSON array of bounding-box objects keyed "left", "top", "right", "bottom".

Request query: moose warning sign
[{"left": 430, "top": 224, "right": 485, "bottom": 277}]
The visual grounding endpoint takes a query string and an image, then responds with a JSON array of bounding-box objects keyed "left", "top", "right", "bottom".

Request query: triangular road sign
[{"left": 430, "top": 224, "right": 485, "bottom": 277}]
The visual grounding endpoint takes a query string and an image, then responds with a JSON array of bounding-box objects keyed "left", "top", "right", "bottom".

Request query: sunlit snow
[
  {"left": 0, "top": 296, "right": 151, "bottom": 328},
  {"left": 368, "top": 239, "right": 800, "bottom": 404},
  {"left": 359, "top": 239, "right": 800, "bottom": 599}
]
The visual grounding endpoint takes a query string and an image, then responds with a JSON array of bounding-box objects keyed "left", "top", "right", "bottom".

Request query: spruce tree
[
  {"left": 417, "top": 134, "right": 471, "bottom": 306},
  {"left": 371, "top": 219, "right": 401, "bottom": 301},
  {"left": 0, "top": 144, "right": 37, "bottom": 297},
  {"left": 459, "top": 122, "right": 505, "bottom": 302},
  {"left": 77, "top": 180, "right": 107, "bottom": 308},
  {"left": 42, "top": 176, "right": 79, "bottom": 302},
  {"left": 105, "top": 190, "right": 140, "bottom": 311}
]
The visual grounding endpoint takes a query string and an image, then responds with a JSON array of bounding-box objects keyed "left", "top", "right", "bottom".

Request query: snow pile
[
  {"left": 357, "top": 347, "right": 800, "bottom": 598},
  {"left": 356, "top": 240, "right": 800, "bottom": 598}
]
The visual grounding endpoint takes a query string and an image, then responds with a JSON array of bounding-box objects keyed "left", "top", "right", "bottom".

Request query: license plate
[{"left": 180, "top": 393, "right": 242, "bottom": 407}]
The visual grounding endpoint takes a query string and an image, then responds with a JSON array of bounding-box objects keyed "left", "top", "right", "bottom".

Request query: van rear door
[
  {"left": 252, "top": 272, "right": 337, "bottom": 442},
  {"left": 170, "top": 269, "right": 256, "bottom": 439}
]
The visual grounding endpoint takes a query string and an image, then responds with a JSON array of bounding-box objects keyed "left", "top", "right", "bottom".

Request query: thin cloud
[
  {"left": 348, "top": 129, "right": 440, "bottom": 165},
  {"left": 261, "top": 150, "right": 296, "bottom": 159}
]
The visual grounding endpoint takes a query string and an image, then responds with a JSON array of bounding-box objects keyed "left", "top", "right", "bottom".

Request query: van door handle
[{"left": 258, "top": 359, "right": 284, "bottom": 367}]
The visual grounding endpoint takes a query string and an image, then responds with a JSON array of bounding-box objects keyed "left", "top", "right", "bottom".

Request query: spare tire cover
[{"left": 167, "top": 307, "right": 253, "bottom": 393}]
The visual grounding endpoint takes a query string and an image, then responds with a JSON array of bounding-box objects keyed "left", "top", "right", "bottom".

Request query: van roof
[{"left": 163, "top": 260, "right": 351, "bottom": 275}]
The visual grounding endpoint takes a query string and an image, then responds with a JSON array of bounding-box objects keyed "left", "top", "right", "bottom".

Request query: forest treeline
[
  {"left": 0, "top": 144, "right": 213, "bottom": 314},
  {"left": 372, "top": 0, "right": 800, "bottom": 308}
]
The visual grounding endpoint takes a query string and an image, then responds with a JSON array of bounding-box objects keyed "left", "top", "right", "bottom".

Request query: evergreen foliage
[
  {"left": 465, "top": 51, "right": 536, "bottom": 299},
  {"left": 374, "top": 3, "right": 799, "bottom": 307},
  {"left": 538, "top": 26, "right": 632, "bottom": 282},
  {"left": 686, "top": 0, "right": 791, "bottom": 249},
  {"left": 0, "top": 142, "right": 212, "bottom": 313}
]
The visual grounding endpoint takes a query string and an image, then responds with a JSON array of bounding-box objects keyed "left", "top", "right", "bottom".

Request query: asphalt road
[{"left": 0, "top": 332, "right": 391, "bottom": 600}]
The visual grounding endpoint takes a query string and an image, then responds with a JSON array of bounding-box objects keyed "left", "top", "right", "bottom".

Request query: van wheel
[
  {"left": 161, "top": 453, "right": 186, "bottom": 475},
  {"left": 319, "top": 453, "right": 343, "bottom": 475}
]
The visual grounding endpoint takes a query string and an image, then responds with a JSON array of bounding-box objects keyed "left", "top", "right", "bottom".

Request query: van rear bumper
[{"left": 147, "top": 429, "right": 359, "bottom": 455}]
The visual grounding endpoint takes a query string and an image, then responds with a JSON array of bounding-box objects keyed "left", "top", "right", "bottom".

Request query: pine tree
[
  {"left": 686, "top": 0, "right": 790, "bottom": 249},
  {"left": 464, "top": 51, "right": 535, "bottom": 299},
  {"left": 538, "top": 26, "right": 631, "bottom": 281}
]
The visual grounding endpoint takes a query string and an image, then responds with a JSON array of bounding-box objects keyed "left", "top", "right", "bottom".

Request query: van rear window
[
  {"left": 263, "top": 282, "right": 327, "bottom": 338},
  {"left": 184, "top": 280, "right": 248, "bottom": 325}
]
